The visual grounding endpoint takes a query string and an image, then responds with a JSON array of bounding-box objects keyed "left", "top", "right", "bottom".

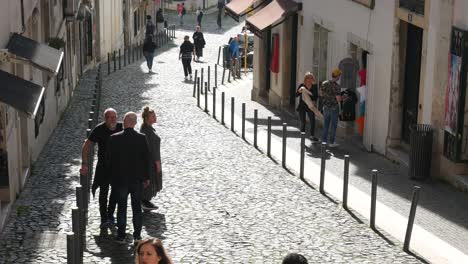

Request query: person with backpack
[
  {"left": 155, "top": 8, "right": 165, "bottom": 32},
  {"left": 192, "top": 25, "right": 205, "bottom": 62},
  {"left": 145, "top": 15, "right": 155, "bottom": 37},
  {"left": 196, "top": 7, "right": 204, "bottom": 27},
  {"left": 179, "top": 35, "right": 195, "bottom": 80},
  {"left": 142, "top": 35, "right": 157, "bottom": 73}
]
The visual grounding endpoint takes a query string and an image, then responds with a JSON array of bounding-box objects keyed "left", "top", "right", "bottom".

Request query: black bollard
[
  {"left": 204, "top": 82, "right": 208, "bottom": 113},
  {"left": 227, "top": 67, "right": 231, "bottom": 83},
  {"left": 214, "top": 64, "right": 218, "bottom": 88},
  {"left": 231, "top": 97, "right": 235, "bottom": 132},
  {"left": 71, "top": 207, "right": 81, "bottom": 264},
  {"left": 201, "top": 68, "right": 204, "bottom": 94},
  {"left": 213, "top": 87, "right": 216, "bottom": 119},
  {"left": 193, "top": 70, "right": 198, "bottom": 97},
  {"left": 217, "top": 46, "right": 222, "bottom": 65},
  {"left": 118, "top": 49, "right": 121, "bottom": 70},
  {"left": 107, "top": 53, "right": 110, "bottom": 75},
  {"left": 343, "top": 155, "right": 350, "bottom": 209},
  {"left": 124, "top": 47, "right": 126, "bottom": 67},
  {"left": 282, "top": 123, "right": 287, "bottom": 168},
  {"left": 404, "top": 186, "right": 421, "bottom": 252},
  {"left": 242, "top": 103, "right": 246, "bottom": 139},
  {"left": 132, "top": 44, "right": 135, "bottom": 63},
  {"left": 300, "top": 132, "right": 305, "bottom": 180},
  {"left": 208, "top": 65, "right": 211, "bottom": 92},
  {"left": 319, "top": 142, "right": 326, "bottom": 194},
  {"left": 267, "top": 117, "right": 272, "bottom": 157},
  {"left": 197, "top": 77, "right": 200, "bottom": 108},
  {"left": 113, "top": 50, "right": 116, "bottom": 72},
  {"left": 66, "top": 232, "right": 75, "bottom": 264},
  {"left": 370, "top": 169, "right": 378, "bottom": 230},
  {"left": 222, "top": 67, "right": 226, "bottom": 85},
  {"left": 88, "top": 119, "right": 93, "bottom": 130},
  {"left": 221, "top": 92, "right": 225, "bottom": 125},
  {"left": 254, "top": 109, "right": 258, "bottom": 148}
]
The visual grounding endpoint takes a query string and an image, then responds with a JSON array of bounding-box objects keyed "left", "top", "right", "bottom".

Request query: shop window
[
  {"left": 34, "top": 96, "right": 45, "bottom": 138},
  {"left": 312, "top": 24, "right": 328, "bottom": 85}
]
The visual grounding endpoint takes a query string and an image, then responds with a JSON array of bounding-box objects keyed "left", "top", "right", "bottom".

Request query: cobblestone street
[{"left": 0, "top": 11, "right": 422, "bottom": 264}]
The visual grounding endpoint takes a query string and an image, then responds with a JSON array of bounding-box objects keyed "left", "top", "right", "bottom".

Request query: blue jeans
[
  {"left": 115, "top": 183, "right": 143, "bottom": 239},
  {"left": 145, "top": 54, "right": 154, "bottom": 70},
  {"left": 321, "top": 106, "right": 339, "bottom": 144}
]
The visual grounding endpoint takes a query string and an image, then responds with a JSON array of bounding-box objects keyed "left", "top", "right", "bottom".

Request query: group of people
[
  {"left": 296, "top": 68, "right": 344, "bottom": 147},
  {"left": 179, "top": 26, "right": 206, "bottom": 80},
  {"left": 176, "top": 3, "right": 204, "bottom": 27},
  {"left": 80, "top": 107, "right": 162, "bottom": 245}
]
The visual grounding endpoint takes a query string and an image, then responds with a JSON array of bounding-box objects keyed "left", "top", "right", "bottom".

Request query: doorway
[{"left": 401, "top": 22, "right": 423, "bottom": 143}]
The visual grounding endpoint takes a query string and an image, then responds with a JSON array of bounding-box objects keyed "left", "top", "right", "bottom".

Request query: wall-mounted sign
[{"left": 351, "top": 0, "right": 375, "bottom": 9}]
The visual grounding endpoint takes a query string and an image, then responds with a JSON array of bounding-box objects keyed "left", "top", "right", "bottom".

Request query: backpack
[{"left": 182, "top": 7, "right": 186, "bottom": 15}]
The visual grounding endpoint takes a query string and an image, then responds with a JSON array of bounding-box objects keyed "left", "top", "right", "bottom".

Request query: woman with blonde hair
[
  {"left": 135, "top": 237, "right": 173, "bottom": 264},
  {"left": 139, "top": 106, "right": 162, "bottom": 210},
  {"left": 296, "top": 72, "right": 322, "bottom": 143}
]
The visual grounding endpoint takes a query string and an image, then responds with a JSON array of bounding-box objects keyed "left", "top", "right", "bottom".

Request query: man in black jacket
[{"left": 107, "top": 112, "right": 150, "bottom": 244}]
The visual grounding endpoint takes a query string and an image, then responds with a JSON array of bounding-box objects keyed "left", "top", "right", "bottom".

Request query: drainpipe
[{"left": 20, "top": 0, "right": 26, "bottom": 34}]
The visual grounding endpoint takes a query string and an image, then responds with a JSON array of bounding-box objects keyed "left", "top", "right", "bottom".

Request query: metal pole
[
  {"left": 201, "top": 68, "right": 204, "bottom": 94},
  {"left": 197, "top": 77, "right": 200, "bottom": 108},
  {"left": 300, "top": 132, "right": 305, "bottom": 180},
  {"left": 118, "top": 49, "right": 121, "bottom": 70},
  {"left": 404, "top": 186, "right": 421, "bottom": 252},
  {"left": 107, "top": 53, "right": 110, "bottom": 75},
  {"left": 254, "top": 109, "right": 258, "bottom": 148},
  {"left": 221, "top": 92, "right": 225, "bottom": 125},
  {"left": 343, "top": 155, "right": 350, "bottom": 209},
  {"left": 193, "top": 70, "right": 198, "bottom": 97},
  {"left": 319, "top": 142, "right": 326, "bottom": 194},
  {"left": 370, "top": 169, "right": 378, "bottom": 230},
  {"left": 231, "top": 97, "right": 235, "bottom": 132},
  {"left": 214, "top": 64, "right": 218, "bottom": 88},
  {"left": 222, "top": 67, "right": 226, "bottom": 85},
  {"left": 113, "top": 50, "right": 116, "bottom": 72},
  {"left": 267, "top": 117, "right": 272, "bottom": 157},
  {"left": 124, "top": 47, "right": 126, "bottom": 67},
  {"left": 208, "top": 65, "right": 211, "bottom": 92},
  {"left": 204, "top": 82, "right": 208, "bottom": 113},
  {"left": 242, "top": 103, "right": 246, "bottom": 139},
  {"left": 213, "top": 87, "right": 216, "bottom": 119},
  {"left": 217, "top": 46, "right": 222, "bottom": 65},
  {"left": 66, "top": 232, "right": 75, "bottom": 264},
  {"left": 72, "top": 208, "right": 81, "bottom": 264},
  {"left": 227, "top": 67, "right": 231, "bottom": 82},
  {"left": 282, "top": 123, "right": 287, "bottom": 168}
]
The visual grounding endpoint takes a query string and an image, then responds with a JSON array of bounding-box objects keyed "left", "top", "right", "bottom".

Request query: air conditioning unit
[{"left": 64, "top": 0, "right": 82, "bottom": 18}]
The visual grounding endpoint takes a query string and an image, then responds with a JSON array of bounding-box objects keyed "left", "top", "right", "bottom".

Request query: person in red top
[{"left": 177, "top": 3, "right": 185, "bottom": 25}]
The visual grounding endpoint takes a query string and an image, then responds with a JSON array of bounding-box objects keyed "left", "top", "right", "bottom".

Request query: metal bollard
[
  {"left": 124, "top": 47, "right": 126, "bottom": 67},
  {"left": 197, "top": 77, "right": 200, "bottom": 108},
  {"left": 71, "top": 208, "right": 82, "bottom": 264},
  {"left": 213, "top": 87, "right": 216, "bottom": 119},
  {"left": 370, "top": 169, "right": 378, "bottom": 230},
  {"left": 404, "top": 186, "right": 421, "bottom": 252},
  {"left": 231, "top": 97, "right": 235, "bottom": 132},
  {"left": 222, "top": 67, "right": 226, "bottom": 85},
  {"left": 282, "top": 123, "right": 287, "bottom": 168},
  {"left": 267, "top": 117, "right": 272, "bottom": 157},
  {"left": 204, "top": 82, "right": 208, "bottom": 112},
  {"left": 214, "top": 64, "right": 218, "bottom": 88},
  {"left": 88, "top": 119, "right": 93, "bottom": 130},
  {"left": 86, "top": 129, "right": 91, "bottom": 138},
  {"left": 66, "top": 232, "right": 75, "bottom": 264},
  {"left": 118, "top": 49, "right": 121, "bottom": 70},
  {"left": 132, "top": 44, "right": 135, "bottom": 63},
  {"left": 300, "top": 132, "right": 305, "bottom": 180},
  {"left": 319, "top": 142, "right": 326, "bottom": 194},
  {"left": 242, "top": 103, "right": 246, "bottom": 139},
  {"left": 343, "top": 155, "right": 350, "bottom": 209},
  {"left": 193, "top": 70, "right": 198, "bottom": 97},
  {"left": 201, "top": 68, "right": 204, "bottom": 94},
  {"left": 107, "top": 53, "right": 110, "bottom": 75},
  {"left": 221, "top": 92, "right": 225, "bottom": 125},
  {"left": 128, "top": 46, "right": 132, "bottom": 65},
  {"left": 254, "top": 109, "right": 258, "bottom": 148},
  {"left": 217, "top": 46, "right": 222, "bottom": 65},
  {"left": 208, "top": 65, "right": 211, "bottom": 92},
  {"left": 227, "top": 67, "right": 231, "bottom": 83},
  {"left": 113, "top": 50, "right": 116, "bottom": 72}
]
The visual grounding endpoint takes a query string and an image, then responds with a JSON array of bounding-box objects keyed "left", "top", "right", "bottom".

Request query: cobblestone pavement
[
  {"left": 0, "top": 70, "right": 98, "bottom": 263},
  {"left": 82, "top": 13, "right": 421, "bottom": 263}
]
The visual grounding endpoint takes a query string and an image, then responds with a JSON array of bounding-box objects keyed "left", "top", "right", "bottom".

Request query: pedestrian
[
  {"left": 107, "top": 112, "right": 151, "bottom": 244},
  {"left": 135, "top": 237, "right": 173, "bottom": 264},
  {"left": 228, "top": 36, "right": 240, "bottom": 78},
  {"left": 155, "top": 8, "right": 165, "bottom": 32},
  {"left": 177, "top": 3, "right": 186, "bottom": 25},
  {"left": 192, "top": 25, "right": 205, "bottom": 62},
  {"left": 282, "top": 253, "right": 308, "bottom": 264},
  {"left": 143, "top": 35, "right": 157, "bottom": 73},
  {"left": 296, "top": 72, "right": 320, "bottom": 143},
  {"left": 139, "top": 106, "right": 162, "bottom": 211},
  {"left": 179, "top": 35, "right": 195, "bottom": 80},
  {"left": 145, "top": 15, "right": 155, "bottom": 37},
  {"left": 80, "top": 108, "right": 123, "bottom": 233},
  {"left": 196, "top": 7, "right": 204, "bottom": 27},
  {"left": 320, "top": 68, "right": 343, "bottom": 148}
]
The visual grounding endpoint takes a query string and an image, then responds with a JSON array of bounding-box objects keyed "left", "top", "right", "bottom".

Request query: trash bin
[{"left": 409, "top": 124, "right": 433, "bottom": 180}]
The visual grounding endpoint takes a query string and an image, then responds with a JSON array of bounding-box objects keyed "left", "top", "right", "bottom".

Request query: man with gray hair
[
  {"left": 81, "top": 108, "right": 123, "bottom": 233},
  {"left": 107, "top": 112, "right": 150, "bottom": 244}
]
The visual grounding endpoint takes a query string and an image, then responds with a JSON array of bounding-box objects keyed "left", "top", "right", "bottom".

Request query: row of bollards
[
  {"left": 188, "top": 65, "right": 423, "bottom": 254},
  {"left": 107, "top": 25, "right": 176, "bottom": 75},
  {"left": 67, "top": 65, "right": 103, "bottom": 264}
]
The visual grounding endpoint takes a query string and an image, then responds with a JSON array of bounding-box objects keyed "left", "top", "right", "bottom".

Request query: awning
[
  {"left": 7, "top": 33, "right": 64, "bottom": 74},
  {"left": 225, "top": 0, "right": 266, "bottom": 22},
  {"left": 246, "top": 0, "right": 300, "bottom": 37},
  {"left": 0, "top": 69, "right": 45, "bottom": 117}
]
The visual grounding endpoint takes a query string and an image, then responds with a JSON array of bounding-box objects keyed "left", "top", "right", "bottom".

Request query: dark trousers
[
  {"left": 115, "top": 183, "right": 143, "bottom": 239},
  {"left": 299, "top": 110, "right": 316, "bottom": 137},
  {"left": 99, "top": 183, "right": 117, "bottom": 225},
  {"left": 145, "top": 54, "right": 154, "bottom": 70},
  {"left": 182, "top": 58, "right": 192, "bottom": 77}
]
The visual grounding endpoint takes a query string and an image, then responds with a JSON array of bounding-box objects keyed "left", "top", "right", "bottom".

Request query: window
[
  {"left": 34, "top": 96, "right": 45, "bottom": 138},
  {"left": 399, "top": 0, "right": 425, "bottom": 16},
  {"left": 312, "top": 24, "right": 329, "bottom": 85}
]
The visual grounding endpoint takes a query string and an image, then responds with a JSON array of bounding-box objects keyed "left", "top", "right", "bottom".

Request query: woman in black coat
[
  {"left": 296, "top": 72, "right": 320, "bottom": 143},
  {"left": 192, "top": 26, "right": 205, "bottom": 62}
]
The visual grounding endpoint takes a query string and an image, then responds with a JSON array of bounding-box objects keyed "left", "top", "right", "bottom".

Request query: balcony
[{"left": 399, "top": 0, "right": 425, "bottom": 16}]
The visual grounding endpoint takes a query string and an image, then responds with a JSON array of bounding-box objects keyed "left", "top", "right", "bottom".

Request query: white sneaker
[{"left": 328, "top": 143, "right": 339, "bottom": 148}]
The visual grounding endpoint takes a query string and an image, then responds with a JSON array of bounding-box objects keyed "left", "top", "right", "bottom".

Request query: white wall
[
  {"left": 298, "top": 0, "right": 395, "bottom": 154},
  {"left": 454, "top": 0, "right": 468, "bottom": 29},
  {"left": 100, "top": 0, "right": 124, "bottom": 60}
]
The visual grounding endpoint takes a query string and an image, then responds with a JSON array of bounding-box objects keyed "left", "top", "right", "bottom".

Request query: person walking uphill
[
  {"left": 192, "top": 26, "right": 205, "bottom": 62},
  {"left": 177, "top": 3, "right": 186, "bottom": 25},
  {"left": 80, "top": 108, "right": 123, "bottom": 232},
  {"left": 296, "top": 72, "right": 320, "bottom": 143},
  {"left": 143, "top": 35, "right": 157, "bottom": 73},
  {"left": 107, "top": 112, "right": 151, "bottom": 244},
  {"left": 196, "top": 7, "right": 204, "bottom": 27},
  {"left": 139, "top": 106, "right": 162, "bottom": 211},
  {"left": 179, "top": 35, "right": 195, "bottom": 80},
  {"left": 145, "top": 15, "right": 155, "bottom": 37},
  {"left": 320, "top": 68, "right": 343, "bottom": 148}
]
